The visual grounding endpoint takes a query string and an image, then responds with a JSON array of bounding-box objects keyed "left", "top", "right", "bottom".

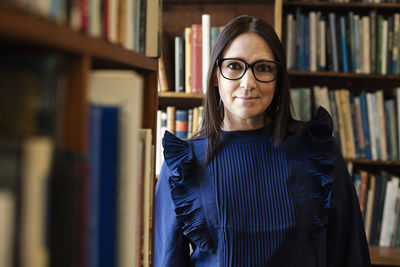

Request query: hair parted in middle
[{"left": 193, "top": 15, "right": 296, "bottom": 166}]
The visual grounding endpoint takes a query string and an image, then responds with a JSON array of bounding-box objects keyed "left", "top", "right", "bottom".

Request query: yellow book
[{"left": 185, "top": 27, "right": 192, "bottom": 94}]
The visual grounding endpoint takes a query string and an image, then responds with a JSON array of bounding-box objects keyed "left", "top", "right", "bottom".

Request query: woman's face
[{"left": 217, "top": 32, "right": 276, "bottom": 131}]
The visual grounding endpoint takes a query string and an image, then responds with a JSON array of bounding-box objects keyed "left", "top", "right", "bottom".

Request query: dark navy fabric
[{"left": 154, "top": 107, "right": 371, "bottom": 267}]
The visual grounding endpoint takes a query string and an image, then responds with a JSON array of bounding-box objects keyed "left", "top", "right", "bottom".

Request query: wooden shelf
[
  {"left": 345, "top": 159, "right": 400, "bottom": 166},
  {"left": 370, "top": 246, "right": 400, "bottom": 266},
  {"left": 288, "top": 70, "right": 400, "bottom": 80},
  {"left": 287, "top": 71, "right": 400, "bottom": 89},
  {"left": 284, "top": 1, "right": 400, "bottom": 10},
  {"left": 158, "top": 92, "right": 204, "bottom": 109},
  {"left": 164, "top": 0, "right": 273, "bottom": 5},
  {"left": 0, "top": 5, "right": 157, "bottom": 71}
]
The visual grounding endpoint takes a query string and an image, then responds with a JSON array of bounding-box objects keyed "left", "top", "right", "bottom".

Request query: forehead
[{"left": 221, "top": 32, "right": 274, "bottom": 61}]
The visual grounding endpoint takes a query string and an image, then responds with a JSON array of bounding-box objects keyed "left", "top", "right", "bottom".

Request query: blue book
[
  {"left": 359, "top": 92, "right": 371, "bottom": 159},
  {"left": 175, "top": 109, "right": 189, "bottom": 139},
  {"left": 340, "top": 16, "right": 349, "bottom": 73},
  {"left": 329, "top": 13, "right": 339, "bottom": 72},
  {"left": 304, "top": 15, "right": 310, "bottom": 71},
  {"left": 88, "top": 104, "right": 119, "bottom": 267},
  {"left": 349, "top": 12, "right": 356, "bottom": 73},
  {"left": 300, "top": 14, "right": 306, "bottom": 71}
]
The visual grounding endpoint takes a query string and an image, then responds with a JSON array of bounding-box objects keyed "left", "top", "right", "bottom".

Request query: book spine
[
  {"left": 329, "top": 13, "right": 339, "bottom": 72},
  {"left": 184, "top": 27, "right": 192, "bottom": 94},
  {"left": 202, "top": 14, "right": 210, "bottom": 94},
  {"left": 340, "top": 16, "right": 349, "bottom": 73},
  {"left": 191, "top": 24, "right": 202, "bottom": 94},
  {"left": 174, "top": 37, "right": 184, "bottom": 93},
  {"left": 175, "top": 109, "right": 188, "bottom": 139}
]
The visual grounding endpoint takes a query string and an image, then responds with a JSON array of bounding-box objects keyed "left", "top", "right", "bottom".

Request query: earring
[{"left": 218, "top": 98, "right": 223, "bottom": 109}]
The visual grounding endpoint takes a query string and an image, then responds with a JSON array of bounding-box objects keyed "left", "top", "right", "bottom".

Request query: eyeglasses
[{"left": 216, "top": 58, "right": 281, "bottom": 83}]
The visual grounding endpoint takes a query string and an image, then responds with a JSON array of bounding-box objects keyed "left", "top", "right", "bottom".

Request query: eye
[
  {"left": 256, "top": 63, "right": 272, "bottom": 73},
  {"left": 227, "top": 62, "right": 243, "bottom": 71}
]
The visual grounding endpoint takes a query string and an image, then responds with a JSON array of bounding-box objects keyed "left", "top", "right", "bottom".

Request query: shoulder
[
  {"left": 162, "top": 131, "right": 207, "bottom": 171},
  {"left": 286, "top": 106, "right": 335, "bottom": 160}
]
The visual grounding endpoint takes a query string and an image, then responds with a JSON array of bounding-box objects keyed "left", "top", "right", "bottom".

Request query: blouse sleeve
[
  {"left": 154, "top": 162, "right": 191, "bottom": 267},
  {"left": 327, "top": 142, "right": 371, "bottom": 267}
]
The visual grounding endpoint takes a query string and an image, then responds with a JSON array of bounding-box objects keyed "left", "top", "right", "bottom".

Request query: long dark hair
[{"left": 194, "top": 15, "right": 295, "bottom": 166}]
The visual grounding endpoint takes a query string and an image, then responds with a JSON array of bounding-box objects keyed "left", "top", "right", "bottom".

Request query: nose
[{"left": 240, "top": 68, "right": 257, "bottom": 91}]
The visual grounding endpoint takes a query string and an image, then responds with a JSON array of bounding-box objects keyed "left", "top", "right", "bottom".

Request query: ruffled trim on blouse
[
  {"left": 304, "top": 107, "right": 335, "bottom": 237},
  {"left": 162, "top": 131, "right": 215, "bottom": 254}
]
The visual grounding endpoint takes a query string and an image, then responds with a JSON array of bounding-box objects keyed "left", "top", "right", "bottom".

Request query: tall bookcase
[
  {"left": 0, "top": 3, "right": 158, "bottom": 267},
  {"left": 161, "top": 0, "right": 400, "bottom": 266},
  {"left": 275, "top": 0, "right": 400, "bottom": 266}
]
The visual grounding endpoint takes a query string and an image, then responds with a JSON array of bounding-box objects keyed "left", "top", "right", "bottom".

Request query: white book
[
  {"left": 366, "top": 92, "right": 377, "bottom": 160},
  {"left": 309, "top": 11, "right": 317, "bottom": 72},
  {"left": 382, "top": 19, "right": 389, "bottom": 75},
  {"left": 89, "top": 70, "right": 144, "bottom": 267},
  {"left": 89, "top": 0, "right": 102, "bottom": 37},
  {"left": 334, "top": 90, "right": 347, "bottom": 157},
  {"left": 380, "top": 176, "right": 400, "bottom": 247},
  {"left": 156, "top": 111, "right": 167, "bottom": 175},
  {"left": 202, "top": 14, "right": 211, "bottom": 94},
  {"left": 20, "top": 137, "right": 53, "bottom": 267},
  {"left": 376, "top": 90, "right": 388, "bottom": 160},
  {"left": 362, "top": 16, "right": 371, "bottom": 74},
  {"left": 397, "top": 88, "right": 400, "bottom": 157},
  {"left": 319, "top": 16, "right": 326, "bottom": 71},
  {"left": 0, "top": 190, "right": 15, "bottom": 267},
  {"left": 286, "top": 14, "right": 295, "bottom": 70},
  {"left": 320, "top": 86, "right": 331, "bottom": 115}
]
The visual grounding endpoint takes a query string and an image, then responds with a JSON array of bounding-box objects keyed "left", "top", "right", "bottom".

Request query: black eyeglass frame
[{"left": 216, "top": 57, "right": 282, "bottom": 83}]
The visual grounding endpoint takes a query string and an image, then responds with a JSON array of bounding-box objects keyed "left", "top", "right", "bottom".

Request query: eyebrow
[{"left": 223, "top": 57, "right": 275, "bottom": 64}]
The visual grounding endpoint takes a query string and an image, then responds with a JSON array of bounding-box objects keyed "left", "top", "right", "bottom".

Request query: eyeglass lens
[{"left": 220, "top": 59, "right": 278, "bottom": 82}]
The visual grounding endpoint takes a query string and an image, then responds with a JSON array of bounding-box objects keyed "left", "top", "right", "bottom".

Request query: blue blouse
[{"left": 155, "top": 107, "right": 371, "bottom": 267}]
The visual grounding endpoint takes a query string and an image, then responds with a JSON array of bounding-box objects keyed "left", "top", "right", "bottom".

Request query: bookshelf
[
  {"left": 0, "top": 3, "right": 158, "bottom": 267},
  {"left": 277, "top": 0, "right": 400, "bottom": 266}
]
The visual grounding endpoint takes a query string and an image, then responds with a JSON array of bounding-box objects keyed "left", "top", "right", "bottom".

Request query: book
[
  {"left": 174, "top": 36, "right": 184, "bottom": 93},
  {"left": 291, "top": 88, "right": 311, "bottom": 122},
  {"left": 145, "top": 0, "right": 161, "bottom": 57},
  {"left": 20, "top": 137, "right": 54, "bottom": 267},
  {"left": 365, "top": 174, "right": 376, "bottom": 242},
  {"left": 88, "top": 70, "right": 144, "bottom": 267},
  {"left": 0, "top": 190, "right": 14, "bottom": 267},
  {"left": 139, "top": 129, "right": 153, "bottom": 267},
  {"left": 87, "top": 105, "right": 119, "bottom": 267},
  {"left": 202, "top": 14, "right": 210, "bottom": 94},
  {"left": 166, "top": 106, "right": 176, "bottom": 134},
  {"left": 329, "top": 13, "right": 339, "bottom": 72},
  {"left": 191, "top": 24, "right": 202, "bottom": 94},
  {"left": 184, "top": 27, "right": 192, "bottom": 94},
  {"left": 286, "top": 14, "right": 295, "bottom": 70},
  {"left": 309, "top": 11, "right": 317, "bottom": 72},
  {"left": 175, "top": 109, "right": 189, "bottom": 139},
  {"left": 379, "top": 176, "right": 400, "bottom": 247}
]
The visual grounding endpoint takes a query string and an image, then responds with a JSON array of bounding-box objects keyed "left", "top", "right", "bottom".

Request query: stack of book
[
  {"left": 284, "top": 9, "right": 400, "bottom": 74},
  {"left": 291, "top": 86, "right": 400, "bottom": 161},
  {"left": 158, "top": 14, "right": 223, "bottom": 94},
  {"left": 353, "top": 170, "right": 400, "bottom": 248},
  {"left": 5, "top": 0, "right": 161, "bottom": 56}
]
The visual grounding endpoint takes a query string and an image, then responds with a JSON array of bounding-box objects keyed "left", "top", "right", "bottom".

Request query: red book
[
  {"left": 191, "top": 24, "right": 202, "bottom": 94},
  {"left": 79, "top": 0, "right": 88, "bottom": 33},
  {"left": 102, "top": 0, "right": 109, "bottom": 40}
]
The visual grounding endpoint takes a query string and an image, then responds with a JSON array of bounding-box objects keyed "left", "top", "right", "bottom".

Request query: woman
[{"left": 155, "top": 15, "right": 370, "bottom": 266}]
